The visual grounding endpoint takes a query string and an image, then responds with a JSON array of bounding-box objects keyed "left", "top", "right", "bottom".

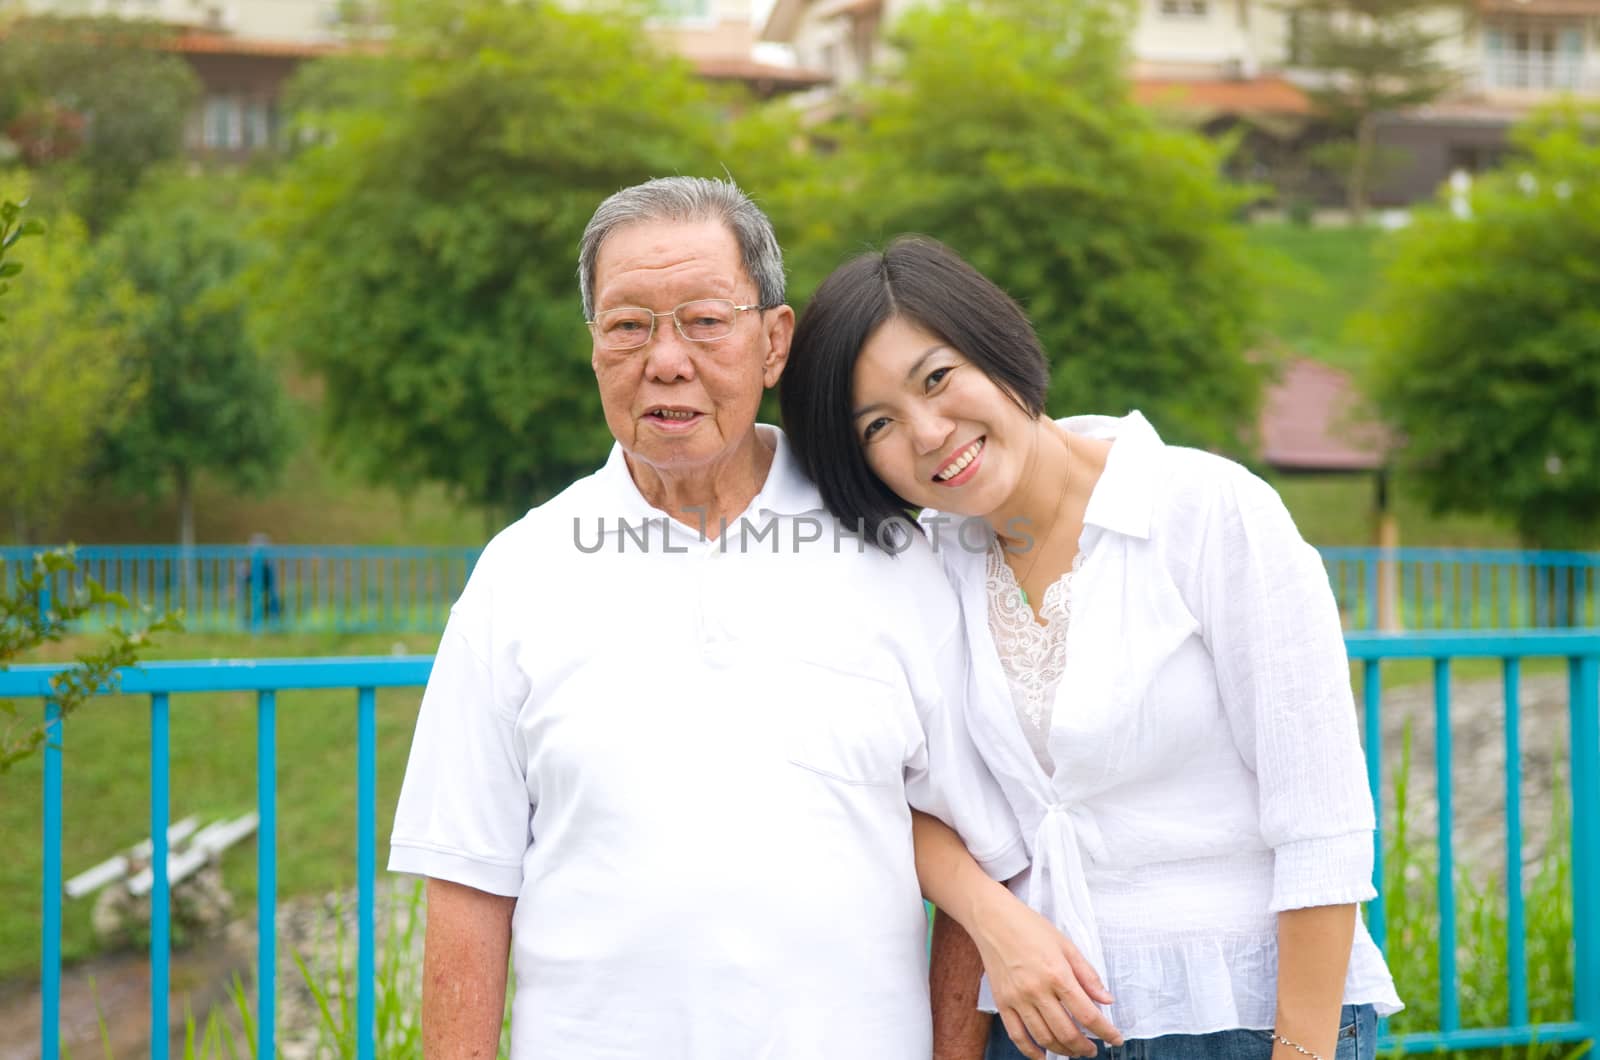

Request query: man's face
[{"left": 589, "top": 219, "right": 793, "bottom": 477}]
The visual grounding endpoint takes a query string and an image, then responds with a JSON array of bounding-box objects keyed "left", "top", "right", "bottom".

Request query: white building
[{"left": 760, "top": 0, "right": 1600, "bottom": 203}]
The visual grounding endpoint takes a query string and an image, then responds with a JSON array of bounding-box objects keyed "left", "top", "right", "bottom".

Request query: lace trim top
[{"left": 985, "top": 542, "right": 1086, "bottom": 774}]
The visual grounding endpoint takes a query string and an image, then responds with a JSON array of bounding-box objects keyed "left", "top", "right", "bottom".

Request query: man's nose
[{"left": 641, "top": 321, "right": 696, "bottom": 382}]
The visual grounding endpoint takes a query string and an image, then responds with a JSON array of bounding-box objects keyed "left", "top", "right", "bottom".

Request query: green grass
[
  {"left": 1271, "top": 474, "right": 1521, "bottom": 550},
  {"left": 1, "top": 631, "right": 435, "bottom": 983},
  {"left": 1243, "top": 221, "right": 1390, "bottom": 375},
  {"left": 20, "top": 442, "right": 489, "bottom": 549}
]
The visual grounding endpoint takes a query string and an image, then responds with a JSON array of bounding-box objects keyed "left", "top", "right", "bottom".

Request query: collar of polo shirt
[{"left": 593, "top": 424, "right": 824, "bottom": 538}]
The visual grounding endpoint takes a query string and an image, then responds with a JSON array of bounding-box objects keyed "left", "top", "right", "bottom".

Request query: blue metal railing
[
  {"left": 2, "top": 633, "right": 1598, "bottom": 1056},
  {"left": 0, "top": 546, "right": 479, "bottom": 634},
  {"left": 0, "top": 657, "right": 434, "bottom": 1060},
  {"left": 5, "top": 544, "right": 1598, "bottom": 634},
  {"left": 1325, "top": 547, "right": 1600, "bottom": 631}
]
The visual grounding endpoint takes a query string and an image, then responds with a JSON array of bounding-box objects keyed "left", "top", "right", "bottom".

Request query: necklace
[{"left": 1009, "top": 427, "right": 1073, "bottom": 608}]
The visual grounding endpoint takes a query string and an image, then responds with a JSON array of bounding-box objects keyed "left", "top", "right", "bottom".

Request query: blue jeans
[{"left": 984, "top": 1004, "right": 1378, "bottom": 1060}]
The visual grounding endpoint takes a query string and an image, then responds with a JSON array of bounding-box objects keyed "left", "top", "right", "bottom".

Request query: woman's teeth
[{"left": 935, "top": 439, "right": 984, "bottom": 481}]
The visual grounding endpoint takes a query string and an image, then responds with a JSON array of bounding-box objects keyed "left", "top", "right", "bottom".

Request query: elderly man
[{"left": 390, "top": 177, "right": 1070, "bottom": 1059}]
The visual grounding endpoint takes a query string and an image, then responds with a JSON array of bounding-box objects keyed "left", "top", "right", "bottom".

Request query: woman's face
[{"left": 851, "top": 315, "right": 1038, "bottom": 518}]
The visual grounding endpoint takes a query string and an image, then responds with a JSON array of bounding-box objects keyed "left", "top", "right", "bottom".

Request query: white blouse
[{"left": 929, "top": 411, "right": 1403, "bottom": 1049}]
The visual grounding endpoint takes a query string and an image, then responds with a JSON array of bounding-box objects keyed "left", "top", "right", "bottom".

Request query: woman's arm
[
  {"left": 914, "top": 810, "right": 1122, "bottom": 1060},
  {"left": 1272, "top": 903, "right": 1357, "bottom": 1060}
]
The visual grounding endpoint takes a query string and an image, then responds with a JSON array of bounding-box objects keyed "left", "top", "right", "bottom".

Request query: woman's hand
[
  {"left": 969, "top": 883, "right": 1122, "bottom": 1060},
  {"left": 910, "top": 812, "right": 1122, "bottom": 1059}
]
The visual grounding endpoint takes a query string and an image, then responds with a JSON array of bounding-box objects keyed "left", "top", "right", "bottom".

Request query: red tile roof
[
  {"left": 163, "top": 32, "right": 349, "bottom": 58},
  {"left": 1133, "top": 75, "right": 1312, "bottom": 116},
  {"left": 1260, "top": 358, "right": 1392, "bottom": 472}
]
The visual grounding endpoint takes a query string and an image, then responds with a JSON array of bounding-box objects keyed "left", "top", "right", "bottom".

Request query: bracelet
[{"left": 1273, "top": 1033, "right": 1324, "bottom": 1060}]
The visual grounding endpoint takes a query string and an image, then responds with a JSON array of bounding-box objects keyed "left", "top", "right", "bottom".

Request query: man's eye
[
  {"left": 925, "top": 367, "right": 953, "bottom": 391},
  {"left": 862, "top": 417, "right": 890, "bottom": 441},
  {"left": 615, "top": 320, "right": 645, "bottom": 331}
]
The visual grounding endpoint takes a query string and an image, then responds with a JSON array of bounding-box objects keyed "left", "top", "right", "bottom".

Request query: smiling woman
[{"left": 780, "top": 236, "right": 1402, "bottom": 1060}]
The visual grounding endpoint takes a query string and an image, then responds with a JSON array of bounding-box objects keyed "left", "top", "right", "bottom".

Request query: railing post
[
  {"left": 1365, "top": 555, "right": 1380, "bottom": 631},
  {"left": 1363, "top": 659, "right": 1384, "bottom": 952},
  {"left": 1571, "top": 654, "right": 1600, "bottom": 1028},
  {"left": 258, "top": 690, "right": 277, "bottom": 1060},
  {"left": 150, "top": 692, "right": 171, "bottom": 1060},
  {"left": 357, "top": 686, "right": 377, "bottom": 1060},
  {"left": 1503, "top": 659, "right": 1528, "bottom": 1027},
  {"left": 1435, "top": 658, "right": 1459, "bottom": 1032},
  {"left": 41, "top": 698, "right": 62, "bottom": 1060},
  {"left": 249, "top": 546, "right": 264, "bottom": 635}
]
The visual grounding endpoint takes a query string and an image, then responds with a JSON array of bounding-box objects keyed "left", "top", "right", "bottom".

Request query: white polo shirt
[{"left": 390, "top": 426, "right": 1026, "bottom": 1060}]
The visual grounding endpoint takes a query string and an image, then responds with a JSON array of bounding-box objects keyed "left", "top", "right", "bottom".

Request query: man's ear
[{"left": 761, "top": 304, "right": 796, "bottom": 388}]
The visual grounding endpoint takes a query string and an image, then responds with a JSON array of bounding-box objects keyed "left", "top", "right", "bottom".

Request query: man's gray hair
[{"left": 578, "top": 176, "right": 786, "bottom": 320}]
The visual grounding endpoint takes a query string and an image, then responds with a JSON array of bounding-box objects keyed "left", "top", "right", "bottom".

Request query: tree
[
  {"left": 0, "top": 185, "right": 141, "bottom": 543},
  {"left": 93, "top": 174, "right": 294, "bottom": 549},
  {"left": 256, "top": 0, "right": 745, "bottom": 518},
  {"left": 1367, "top": 103, "right": 1600, "bottom": 551},
  {"left": 0, "top": 16, "right": 201, "bottom": 232},
  {"left": 0, "top": 200, "right": 179, "bottom": 774},
  {"left": 1287, "top": 0, "right": 1459, "bottom": 222},
  {"left": 786, "top": 0, "right": 1265, "bottom": 455}
]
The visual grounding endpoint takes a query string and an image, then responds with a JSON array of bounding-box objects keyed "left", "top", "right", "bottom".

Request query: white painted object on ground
[
  {"left": 64, "top": 816, "right": 201, "bottom": 899},
  {"left": 127, "top": 812, "right": 258, "bottom": 897}
]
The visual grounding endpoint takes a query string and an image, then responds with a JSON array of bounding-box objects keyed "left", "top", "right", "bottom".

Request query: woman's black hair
[{"left": 779, "top": 236, "right": 1050, "bottom": 552}]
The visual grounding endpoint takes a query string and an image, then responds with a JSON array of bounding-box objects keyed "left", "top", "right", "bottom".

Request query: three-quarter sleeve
[
  {"left": 1197, "top": 468, "right": 1377, "bottom": 913},
  {"left": 904, "top": 619, "right": 1029, "bottom": 884},
  {"left": 388, "top": 613, "right": 531, "bottom": 897}
]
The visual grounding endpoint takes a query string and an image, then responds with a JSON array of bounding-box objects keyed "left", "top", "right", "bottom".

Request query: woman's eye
[
  {"left": 925, "top": 366, "right": 953, "bottom": 391},
  {"left": 862, "top": 417, "right": 890, "bottom": 441}
]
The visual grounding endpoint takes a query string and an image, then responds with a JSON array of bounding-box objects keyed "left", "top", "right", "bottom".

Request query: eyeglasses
[{"left": 587, "top": 298, "right": 767, "bottom": 351}]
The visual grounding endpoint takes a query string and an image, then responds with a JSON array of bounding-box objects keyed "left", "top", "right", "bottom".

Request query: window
[
  {"left": 1159, "top": 0, "right": 1208, "bottom": 18},
  {"left": 651, "top": 0, "right": 711, "bottom": 19},
  {"left": 202, "top": 94, "right": 277, "bottom": 152},
  {"left": 1484, "top": 19, "right": 1584, "bottom": 89},
  {"left": 203, "top": 95, "right": 242, "bottom": 151}
]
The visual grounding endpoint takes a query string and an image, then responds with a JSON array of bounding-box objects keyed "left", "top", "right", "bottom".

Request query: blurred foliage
[
  {"left": 255, "top": 0, "right": 791, "bottom": 516},
  {"left": 0, "top": 549, "right": 182, "bottom": 774},
  {"left": 92, "top": 173, "right": 295, "bottom": 547},
  {"left": 0, "top": 173, "right": 143, "bottom": 542},
  {"left": 777, "top": 0, "right": 1266, "bottom": 455},
  {"left": 0, "top": 16, "right": 200, "bottom": 232},
  {"left": 1365, "top": 103, "right": 1600, "bottom": 549},
  {"left": 0, "top": 190, "right": 47, "bottom": 318}
]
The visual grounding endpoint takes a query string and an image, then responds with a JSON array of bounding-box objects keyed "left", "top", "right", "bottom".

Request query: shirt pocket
[{"left": 775, "top": 659, "right": 907, "bottom": 789}]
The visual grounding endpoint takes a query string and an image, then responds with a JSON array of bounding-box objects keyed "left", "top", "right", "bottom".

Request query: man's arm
[
  {"left": 424, "top": 877, "right": 517, "bottom": 1059},
  {"left": 930, "top": 908, "right": 991, "bottom": 1060}
]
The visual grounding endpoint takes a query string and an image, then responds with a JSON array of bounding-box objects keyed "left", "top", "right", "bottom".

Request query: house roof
[
  {"left": 1478, "top": 0, "right": 1600, "bottom": 14},
  {"left": 163, "top": 32, "right": 348, "bottom": 59},
  {"left": 1132, "top": 75, "right": 1312, "bottom": 116},
  {"left": 1260, "top": 358, "right": 1391, "bottom": 473}
]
